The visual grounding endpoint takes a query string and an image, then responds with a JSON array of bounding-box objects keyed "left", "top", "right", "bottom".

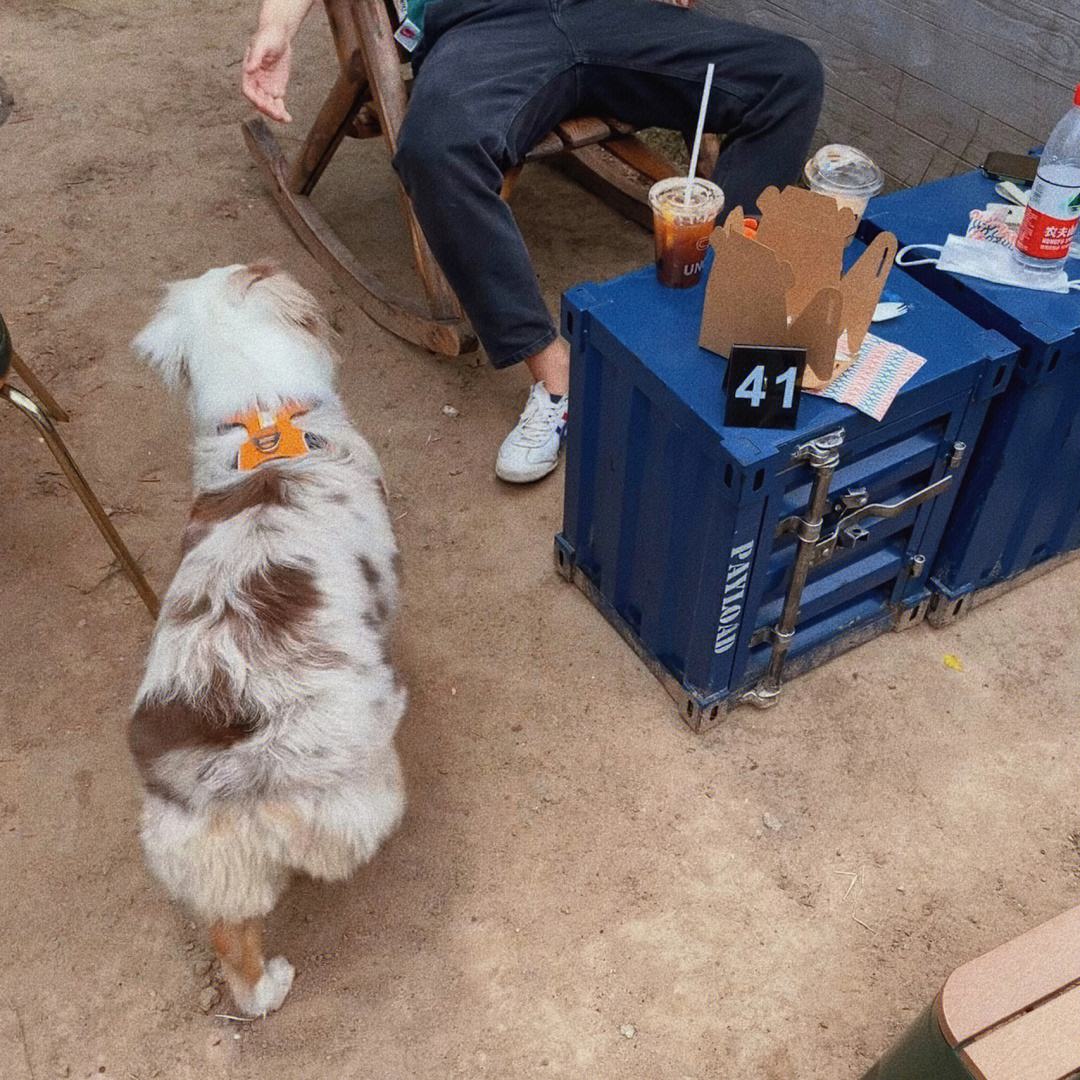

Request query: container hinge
[
  {"left": 948, "top": 441, "right": 966, "bottom": 470},
  {"left": 892, "top": 596, "right": 930, "bottom": 631},
  {"left": 791, "top": 428, "right": 845, "bottom": 466}
]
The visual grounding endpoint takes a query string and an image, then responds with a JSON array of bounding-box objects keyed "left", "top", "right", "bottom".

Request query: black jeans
[{"left": 392, "top": 0, "right": 824, "bottom": 368}]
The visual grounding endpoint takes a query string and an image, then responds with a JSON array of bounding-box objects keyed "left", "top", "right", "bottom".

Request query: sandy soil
[{"left": 3, "top": 3, "right": 1079, "bottom": 1078}]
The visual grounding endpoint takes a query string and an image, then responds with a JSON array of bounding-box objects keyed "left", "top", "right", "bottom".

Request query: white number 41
[{"left": 735, "top": 365, "right": 798, "bottom": 410}]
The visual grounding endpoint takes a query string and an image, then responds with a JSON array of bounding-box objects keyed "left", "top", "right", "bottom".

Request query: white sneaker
[{"left": 495, "top": 380, "right": 569, "bottom": 483}]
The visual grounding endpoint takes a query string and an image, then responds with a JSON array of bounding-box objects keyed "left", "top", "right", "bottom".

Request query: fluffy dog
[{"left": 129, "top": 262, "right": 405, "bottom": 1016}]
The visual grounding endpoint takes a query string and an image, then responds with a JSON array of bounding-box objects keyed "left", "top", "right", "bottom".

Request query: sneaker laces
[{"left": 513, "top": 384, "right": 565, "bottom": 449}]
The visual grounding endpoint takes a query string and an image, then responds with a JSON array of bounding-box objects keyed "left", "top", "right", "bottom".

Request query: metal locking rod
[{"left": 742, "top": 430, "right": 845, "bottom": 709}]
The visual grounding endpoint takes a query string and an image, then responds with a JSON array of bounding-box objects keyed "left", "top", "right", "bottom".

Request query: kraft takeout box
[{"left": 698, "top": 186, "right": 898, "bottom": 389}]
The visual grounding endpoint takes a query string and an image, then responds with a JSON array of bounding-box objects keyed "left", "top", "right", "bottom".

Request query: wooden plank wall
[{"left": 697, "top": 0, "right": 1080, "bottom": 190}]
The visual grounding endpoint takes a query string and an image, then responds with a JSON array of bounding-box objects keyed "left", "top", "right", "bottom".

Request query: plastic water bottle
[{"left": 1013, "top": 84, "right": 1080, "bottom": 277}]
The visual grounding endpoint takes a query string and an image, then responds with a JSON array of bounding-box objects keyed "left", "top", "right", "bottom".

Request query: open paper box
[{"left": 699, "top": 186, "right": 898, "bottom": 390}]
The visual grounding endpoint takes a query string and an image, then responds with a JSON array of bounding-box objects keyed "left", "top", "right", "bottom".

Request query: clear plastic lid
[
  {"left": 804, "top": 144, "right": 884, "bottom": 196},
  {"left": 648, "top": 177, "right": 724, "bottom": 222}
]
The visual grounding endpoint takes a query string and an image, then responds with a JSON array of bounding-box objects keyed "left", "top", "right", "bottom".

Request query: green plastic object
[{"left": 861, "top": 1003, "right": 973, "bottom": 1080}]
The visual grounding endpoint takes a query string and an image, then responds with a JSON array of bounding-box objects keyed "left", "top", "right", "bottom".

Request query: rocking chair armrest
[{"left": 255, "top": 0, "right": 692, "bottom": 356}]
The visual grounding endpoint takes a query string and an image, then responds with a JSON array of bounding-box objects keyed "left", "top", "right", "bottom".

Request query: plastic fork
[{"left": 872, "top": 300, "right": 911, "bottom": 322}]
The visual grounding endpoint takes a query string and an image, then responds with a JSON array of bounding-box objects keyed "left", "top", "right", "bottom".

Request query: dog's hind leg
[{"left": 210, "top": 917, "right": 295, "bottom": 1017}]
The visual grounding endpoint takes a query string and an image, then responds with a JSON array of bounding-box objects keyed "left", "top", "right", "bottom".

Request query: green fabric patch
[{"left": 406, "top": 0, "right": 430, "bottom": 32}]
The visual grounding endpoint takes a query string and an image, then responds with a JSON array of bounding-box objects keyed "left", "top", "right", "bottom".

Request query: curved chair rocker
[
  {"left": 0, "top": 312, "right": 159, "bottom": 617},
  {"left": 243, "top": 0, "right": 710, "bottom": 358}
]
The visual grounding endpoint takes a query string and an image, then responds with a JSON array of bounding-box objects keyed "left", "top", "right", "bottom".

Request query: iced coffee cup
[
  {"left": 648, "top": 177, "right": 725, "bottom": 288},
  {"left": 804, "top": 145, "right": 884, "bottom": 225}
]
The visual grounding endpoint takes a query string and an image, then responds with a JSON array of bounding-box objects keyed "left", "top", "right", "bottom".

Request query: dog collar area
[{"left": 219, "top": 401, "right": 326, "bottom": 472}]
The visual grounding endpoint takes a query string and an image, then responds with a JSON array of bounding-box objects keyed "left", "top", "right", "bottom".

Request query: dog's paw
[{"left": 235, "top": 956, "right": 295, "bottom": 1017}]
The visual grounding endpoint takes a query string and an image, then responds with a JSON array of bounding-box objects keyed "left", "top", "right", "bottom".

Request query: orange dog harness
[{"left": 227, "top": 402, "right": 314, "bottom": 471}]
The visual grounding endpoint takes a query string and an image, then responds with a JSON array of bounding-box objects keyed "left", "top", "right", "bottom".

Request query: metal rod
[
  {"left": 2, "top": 384, "right": 160, "bottom": 617},
  {"left": 9, "top": 347, "right": 70, "bottom": 422},
  {"left": 744, "top": 431, "right": 844, "bottom": 707}
]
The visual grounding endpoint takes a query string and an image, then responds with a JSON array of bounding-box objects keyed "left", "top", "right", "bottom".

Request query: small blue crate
[
  {"left": 861, "top": 171, "right": 1080, "bottom": 623},
  {"left": 556, "top": 243, "right": 1016, "bottom": 729}
]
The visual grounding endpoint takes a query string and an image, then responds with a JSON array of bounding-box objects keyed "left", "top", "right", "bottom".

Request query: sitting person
[{"left": 243, "top": 0, "right": 824, "bottom": 482}]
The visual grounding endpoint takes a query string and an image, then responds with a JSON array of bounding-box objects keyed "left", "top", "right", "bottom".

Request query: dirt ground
[{"left": 3, "top": 3, "right": 1080, "bottom": 1078}]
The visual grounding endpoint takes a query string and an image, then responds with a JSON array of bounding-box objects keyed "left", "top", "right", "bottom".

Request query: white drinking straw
[{"left": 685, "top": 62, "right": 716, "bottom": 205}]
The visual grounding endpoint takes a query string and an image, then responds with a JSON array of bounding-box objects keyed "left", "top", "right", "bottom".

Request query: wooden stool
[
  {"left": 0, "top": 313, "right": 159, "bottom": 618},
  {"left": 863, "top": 905, "right": 1080, "bottom": 1079},
  {"left": 243, "top": 0, "right": 716, "bottom": 357}
]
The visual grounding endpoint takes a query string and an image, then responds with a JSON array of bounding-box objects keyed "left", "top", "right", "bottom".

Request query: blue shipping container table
[
  {"left": 557, "top": 243, "right": 1017, "bottom": 729},
  {"left": 862, "top": 171, "right": 1080, "bottom": 624}
]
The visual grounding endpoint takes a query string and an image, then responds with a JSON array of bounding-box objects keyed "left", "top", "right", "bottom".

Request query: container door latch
[{"left": 741, "top": 438, "right": 962, "bottom": 709}]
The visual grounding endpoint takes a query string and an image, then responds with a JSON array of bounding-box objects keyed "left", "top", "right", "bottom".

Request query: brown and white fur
[{"left": 129, "top": 263, "right": 405, "bottom": 1016}]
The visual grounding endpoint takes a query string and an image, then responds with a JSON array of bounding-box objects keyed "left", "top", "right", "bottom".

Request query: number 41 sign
[{"left": 723, "top": 345, "right": 807, "bottom": 429}]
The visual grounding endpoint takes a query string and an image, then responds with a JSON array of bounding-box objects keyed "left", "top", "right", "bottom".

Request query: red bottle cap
[{"left": 1075, "top": 82, "right": 1080, "bottom": 106}]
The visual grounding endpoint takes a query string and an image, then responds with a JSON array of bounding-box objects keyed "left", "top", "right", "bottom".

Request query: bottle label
[
  {"left": 394, "top": 17, "right": 420, "bottom": 51},
  {"left": 1017, "top": 172, "right": 1080, "bottom": 260}
]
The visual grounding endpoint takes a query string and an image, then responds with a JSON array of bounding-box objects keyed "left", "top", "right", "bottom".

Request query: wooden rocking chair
[
  {"left": 0, "top": 312, "right": 159, "bottom": 618},
  {"left": 243, "top": 0, "right": 709, "bottom": 358}
]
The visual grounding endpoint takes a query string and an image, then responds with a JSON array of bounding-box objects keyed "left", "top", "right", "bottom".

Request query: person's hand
[{"left": 242, "top": 23, "right": 294, "bottom": 122}]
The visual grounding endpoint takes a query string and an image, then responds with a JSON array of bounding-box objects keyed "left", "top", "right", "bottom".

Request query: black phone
[{"left": 982, "top": 151, "right": 1039, "bottom": 185}]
